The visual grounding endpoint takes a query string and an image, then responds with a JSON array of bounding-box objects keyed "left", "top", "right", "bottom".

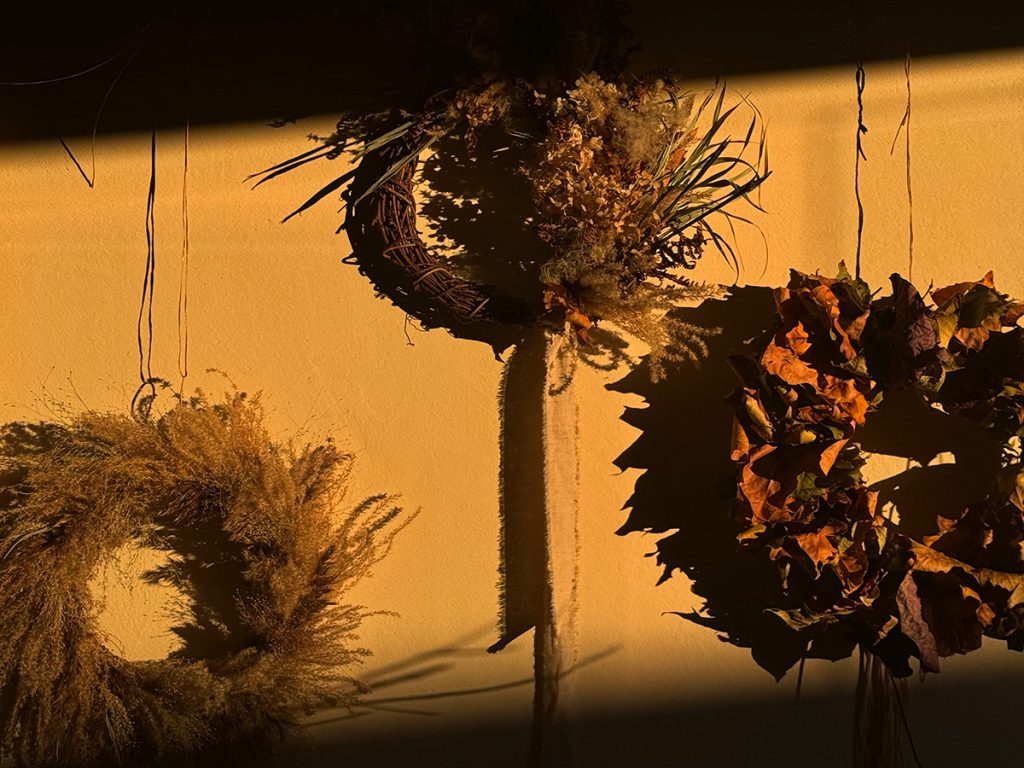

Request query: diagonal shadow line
[
  {"left": 310, "top": 646, "right": 621, "bottom": 728},
  {"left": 360, "top": 623, "right": 498, "bottom": 683},
  {"left": 363, "top": 663, "right": 455, "bottom": 691},
  {"left": 356, "top": 703, "right": 440, "bottom": 718},
  {"left": 364, "top": 646, "right": 620, "bottom": 705}
]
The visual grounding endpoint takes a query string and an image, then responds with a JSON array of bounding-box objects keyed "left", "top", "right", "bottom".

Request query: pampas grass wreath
[{"left": 0, "top": 390, "right": 406, "bottom": 768}]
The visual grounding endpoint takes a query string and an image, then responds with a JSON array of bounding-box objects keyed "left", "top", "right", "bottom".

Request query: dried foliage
[
  {"left": 254, "top": 74, "right": 768, "bottom": 379},
  {"left": 729, "top": 267, "right": 1024, "bottom": 676},
  {"left": 0, "top": 392, "right": 404, "bottom": 767}
]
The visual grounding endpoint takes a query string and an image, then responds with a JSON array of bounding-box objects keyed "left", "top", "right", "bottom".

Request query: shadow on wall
[
  {"left": 609, "top": 287, "right": 1010, "bottom": 679},
  {"left": 287, "top": 671, "right": 1023, "bottom": 768},
  {"left": 143, "top": 516, "right": 256, "bottom": 661},
  {"left": 3, "top": 1, "right": 1022, "bottom": 142}
]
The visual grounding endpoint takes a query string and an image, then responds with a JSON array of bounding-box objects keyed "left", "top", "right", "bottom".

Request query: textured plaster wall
[{"left": 2, "top": 50, "right": 1024, "bottom": 766}]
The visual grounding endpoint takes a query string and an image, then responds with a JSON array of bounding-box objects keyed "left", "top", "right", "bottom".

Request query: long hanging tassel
[
  {"left": 853, "top": 650, "right": 905, "bottom": 768},
  {"left": 493, "top": 327, "right": 580, "bottom": 767},
  {"left": 493, "top": 329, "right": 549, "bottom": 653},
  {"left": 531, "top": 329, "right": 581, "bottom": 768}
]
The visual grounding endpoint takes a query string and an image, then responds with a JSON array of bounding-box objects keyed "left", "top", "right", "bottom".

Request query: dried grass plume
[{"left": 0, "top": 390, "right": 406, "bottom": 767}]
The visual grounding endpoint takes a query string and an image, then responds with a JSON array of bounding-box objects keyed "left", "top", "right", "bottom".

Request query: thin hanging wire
[
  {"left": 854, "top": 61, "right": 868, "bottom": 279},
  {"left": 177, "top": 6, "right": 191, "bottom": 397},
  {"left": 0, "top": 18, "right": 157, "bottom": 86},
  {"left": 178, "top": 119, "right": 190, "bottom": 395},
  {"left": 133, "top": 129, "right": 158, "bottom": 416},
  {"left": 56, "top": 22, "right": 158, "bottom": 188},
  {"left": 890, "top": 0, "right": 914, "bottom": 280},
  {"left": 888, "top": 671, "right": 924, "bottom": 768}
]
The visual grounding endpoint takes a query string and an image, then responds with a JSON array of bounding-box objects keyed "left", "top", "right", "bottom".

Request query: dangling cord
[
  {"left": 795, "top": 652, "right": 806, "bottom": 700},
  {"left": 0, "top": 18, "right": 157, "bottom": 86},
  {"left": 133, "top": 129, "right": 158, "bottom": 418},
  {"left": 888, "top": 671, "right": 924, "bottom": 768},
  {"left": 177, "top": 5, "right": 191, "bottom": 398},
  {"left": 177, "top": 118, "right": 190, "bottom": 398},
  {"left": 854, "top": 61, "right": 868, "bottom": 280},
  {"left": 890, "top": 0, "right": 914, "bottom": 281},
  {"left": 57, "top": 22, "right": 158, "bottom": 188}
]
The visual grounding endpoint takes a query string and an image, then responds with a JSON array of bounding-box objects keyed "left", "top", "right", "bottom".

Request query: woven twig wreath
[
  {"left": 260, "top": 75, "right": 768, "bottom": 377},
  {"left": 729, "top": 266, "right": 1024, "bottom": 675},
  {"left": 0, "top": 392, "right": 403, "bottom": 768}
]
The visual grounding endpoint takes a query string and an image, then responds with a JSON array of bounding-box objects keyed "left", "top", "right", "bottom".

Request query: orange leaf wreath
[{"left": 729, "top": 266, "right": 1024, "bottom": 675}]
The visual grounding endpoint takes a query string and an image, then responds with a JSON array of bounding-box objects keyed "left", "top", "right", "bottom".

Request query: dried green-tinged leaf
[
  {"left": 936, "top": 312, "right": 958, "bottom": 348},
  {"left": 768, "top": 608, "right": 832, "bottom": 631},
  {"left": 794, "top": 471, "right": 825, "bottom": 502},
  {"left": 353, "top": 135, "right": 440, "bottom": 207},
  {"left": 281, "top": 168, "right": 357, "bottom": 223},
  {"left": 742, "top": 393, "right": 775, "bottom": 441},
  {"left": 738, "top": 524, "right": 767, "bottom": 541},
  {"left": 956, "top": 284, "right": 1009, "bottom": 328}
]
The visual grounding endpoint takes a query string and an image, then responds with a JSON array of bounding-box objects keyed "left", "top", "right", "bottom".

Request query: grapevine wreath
[
  {"left": 0, "top": 391, "right": 404, "bottom": 768},
  {"left": 729, "top": 266, "right": 1024, "bottom": 675},
  {"left": 258, "top": 74, "right": 769, "bottom": 378}
]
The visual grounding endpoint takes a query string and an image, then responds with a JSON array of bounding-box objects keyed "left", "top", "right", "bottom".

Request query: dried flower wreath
[
  {"left": 729, "top": 267, "right": 1024, "bottom": 675},
  {"left": 256, "top": 74, "right": 768, "bottom": 379},
  {"left": 0, "top": 392, "right": 404, "bottom": 768}
]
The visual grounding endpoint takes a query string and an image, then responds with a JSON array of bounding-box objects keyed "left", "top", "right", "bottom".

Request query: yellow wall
[{"left": 3, "top": 49, "right": 1023, "bottom": 766}]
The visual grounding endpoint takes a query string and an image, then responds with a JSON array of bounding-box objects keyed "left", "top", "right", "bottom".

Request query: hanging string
[
  {"left": 0, "top": 18, "right": 157, "bottom": 86},
  {"left": 134, "top": 129, "right": 158, "bottom": 414},
  {"left": 854, "top": 61, "right": 868, "bottom": 279},
  {"left": 177, "top": 119, "right": 190, "bottom": 394},
  {"left": 177, "top": 2, "right": 191, "bottom": 396},
  {"left": 888, "top": 671, "right": 924, "bottom": 768},
  {"left": 890, "top": 0, "right": 914, "bottom": 280},
  {"left": 795, "top": 653, "right": 806, "bottom": 700},
  {"left": 57, "top": 24, "right": 157, "bottom": 189}
]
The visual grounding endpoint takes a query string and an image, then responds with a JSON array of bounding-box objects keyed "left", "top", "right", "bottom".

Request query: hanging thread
[
  {"left": 0, "top": 18, "right": 156, "bottom": 87},
  {"left": 891, "top": 1, "right": 914, "bottom": 280},
  {"left": 854, "top": 61, "right": 868, "bottom": 279},
  {"left": 177, "top": 119, "right": 190, "bottom": 394},
  {"left": 134, "top": 129, "right": 158, "bottom": 415},
  {"left": 888, "top": 671, "right": 924, "bottom": 768},
  {"left": 57, "top": 24, "right": 157, "bottom": 189}
]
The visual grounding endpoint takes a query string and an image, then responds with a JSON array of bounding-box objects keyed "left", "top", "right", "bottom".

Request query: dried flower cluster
[
  {"left": 260, "top": 74, "right": 767, "bottom": 379},
  {"left": 437, "top": 75, "right": 766, "bottom": 376},
  {"left": 730, "top": 267, "right": 1024, "bottom": 676},
  {"left": 526, "top": 75, "right": 730, "bottom": 378},
  {"left": 0, "top": 392, "right": 404, "bottom": 767},
  {"left": 530, "top": 75, "right": 698, "bottom": 285}
]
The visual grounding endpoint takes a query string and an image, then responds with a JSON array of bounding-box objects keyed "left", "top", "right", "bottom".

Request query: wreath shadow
[
  {"left": 143, "top": 518, "right": 255, "bottom": 662},
  {"left": 418, "top": 128, "right": 553, "bottom": 309},
  {"left": 610, "top": 286, "right": 1007, "bottom": 679}
]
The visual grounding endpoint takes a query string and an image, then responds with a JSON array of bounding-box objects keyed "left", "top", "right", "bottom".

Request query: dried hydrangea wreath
[
  {"left": 258, "top": 74, "right": 769, "bottom": 379},
  {"left": 730, "top": 267, "right": 1024, "bottom": 675},
  {"left": 0, "top": 392, "right": 403, "bottom": 768}
]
